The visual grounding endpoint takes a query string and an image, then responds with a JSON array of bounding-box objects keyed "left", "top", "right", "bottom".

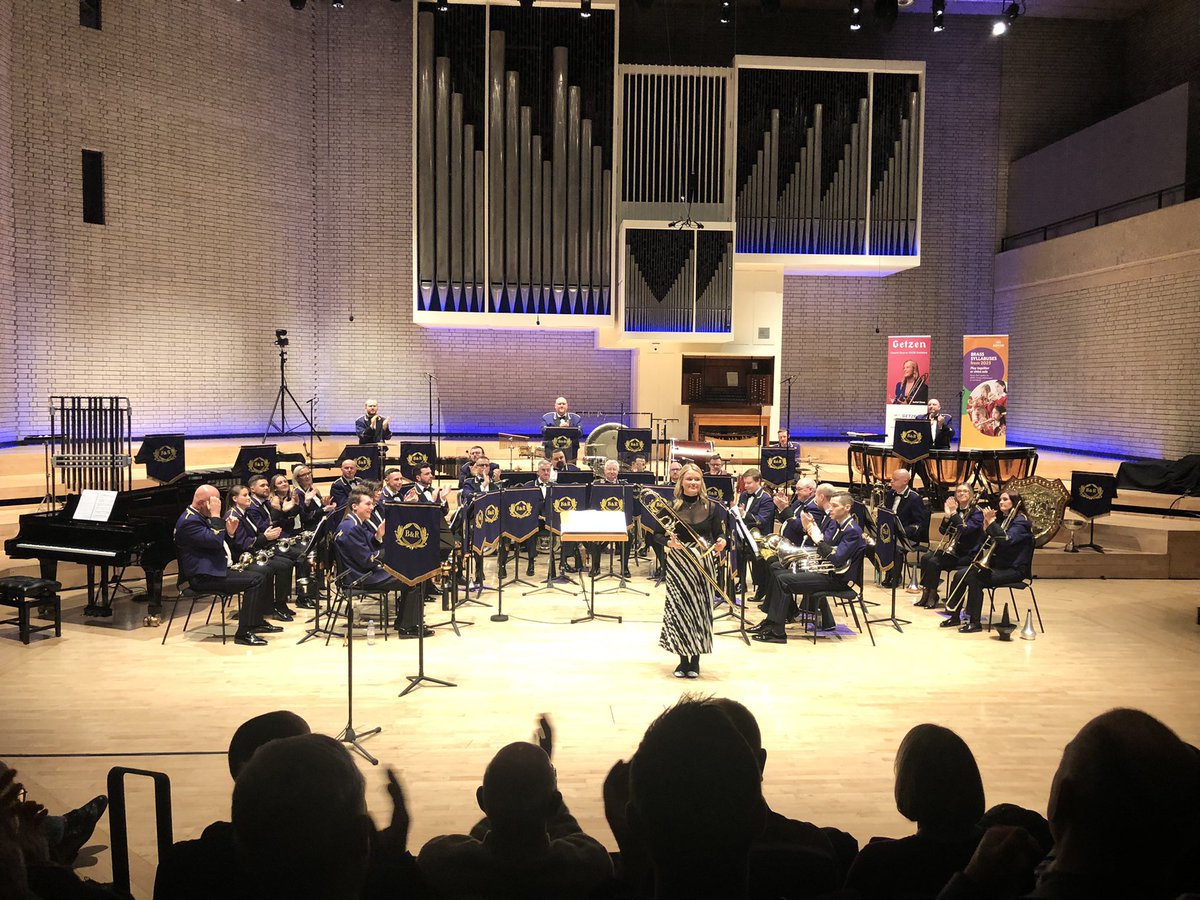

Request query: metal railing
[{"left": 1001, "top": 183, "right": 1189, "bottom": 251}]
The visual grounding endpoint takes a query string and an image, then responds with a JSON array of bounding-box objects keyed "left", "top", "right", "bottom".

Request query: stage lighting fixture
[
  {"left": 850, "top": 4, "right": 862, "bottom": 30},
  {"left": 993, "top": 1, "right": 1020, "bottom": 35},
  {"left": 720, "top": 0, "right": 731, "bottom": 25},
  {"left": 332, "top": 0, "right": 344, "bottom": 7},
  {"left": 580, "top": 0, "right": 591, "bottom": 18},
  {"left": 436, "top": 0, "right": 449, "bottom": 11},
  {"left": 874, "top": 0, "right": 898, "bottom": 30},
  {"left": 932, "top": 0, "right": 944, "bottom": 31},
  {"left": 519, "top": 0, "right": 534, "bottom": 8},
  {"left": 289, "top": 0, "right": 307, "bottom": 9}
]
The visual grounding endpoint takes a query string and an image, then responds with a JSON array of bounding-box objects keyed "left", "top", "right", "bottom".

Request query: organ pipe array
[
  {"left": 623, "top": 228, "right": 733, "bottom": 334},
  {"left": 735, "top": 67, "right": 921, "bottom": 257},
  {"left": 415, "top": 10, "right": 613, "bottom": 316}
]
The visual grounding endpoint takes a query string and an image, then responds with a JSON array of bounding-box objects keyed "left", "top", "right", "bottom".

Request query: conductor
[
  {"left": 355, "top": 400, "right": 391, "bottom": 444},
  {"left": 541, "top": 397, "right": 581, "bottom": 429}
]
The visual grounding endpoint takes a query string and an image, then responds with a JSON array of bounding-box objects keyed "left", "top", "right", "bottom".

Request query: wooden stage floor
[{"left": 1, "top": 564, "right": 1198, "bottom": 898}]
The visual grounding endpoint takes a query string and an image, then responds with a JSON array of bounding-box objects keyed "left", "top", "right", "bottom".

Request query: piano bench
[{"left": 0, "top": 576, "right": 63, "bottom": 645}]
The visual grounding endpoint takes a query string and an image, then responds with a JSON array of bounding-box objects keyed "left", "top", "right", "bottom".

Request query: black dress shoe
[
  {"left": 295, "top": 597, "right": 317, "bottom": 610},
  {"left": 498, "top": 566, "right": 508, "bottom": 578},
  {"left": 55, "top": 795, "right": 108, "bottom": 864},
  {"left": 747, "top": 620, "right": 771, "bottom": 634},
  {"left": 235, "top": 633, "right": 268, "bottom": 646},
  {"left": 621, "top": 570, "right": 633, "bottom": 580},
  {"left": 959, "top": 622, "right": 983, "bottom": 634},
  {"left": 752, "top": 631, "right": 787, "bottom": 644},
  {"left": 271, "top": 606, "right": 295, "bottom": 621},
  {"left": 526, "top": 564, "right": 536, "bottom": 576},
  {"left": 673, "top": 662, "right": 688, "bottom": 678},
  {"left": 251, "top": 622, "right": 283, "bottom": 634},
  {"left": 939, "top": 617, "right": 962, "bottom": 628}
]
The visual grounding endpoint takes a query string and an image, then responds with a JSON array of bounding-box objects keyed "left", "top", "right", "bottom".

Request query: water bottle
[{"left": 366, "top": 618, "right": 376, "bottom": 645}]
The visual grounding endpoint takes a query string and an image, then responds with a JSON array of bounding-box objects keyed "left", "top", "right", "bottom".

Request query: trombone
[
  {"left": 944, "top": 503, "right": 1019, "bottom": 613},
  {"left": 637, "top": 487, "right": 735, "bottom": 607}
]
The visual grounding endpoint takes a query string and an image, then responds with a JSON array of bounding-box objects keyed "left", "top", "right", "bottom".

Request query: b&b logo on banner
[
  {"left": 502, "top": 487, "right": 541, "bottom": 542},
  {"left": 546, "top": 483, "right": 589, "bottom": 535},
  {"left": 703, "top": 475, "right": 734, "bottom": 504},
  {"left": 468, "top": 494, "right": 502, "bottom": 554},
  {"left": 135, "top": 433, "right": 186, "bottom": 483},
  {"left": 590, "top": 483, "right": 634, "bottom": 531},
  {"left": 399, "top": 441, "right": 436, "bottom": 480},
  {"left": 381, "top": 502, "right": 443, "bottom": 587},
  {"left": 617, "top": 428, "right": 652, "bottom": 463},
  {"left": 759, "top": 446, "right": 795, "bottom": 485}
]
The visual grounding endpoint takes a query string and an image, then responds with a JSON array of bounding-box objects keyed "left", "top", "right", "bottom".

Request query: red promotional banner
[{"left": 887, "top": 335, "right": 931, "bottom": 405}]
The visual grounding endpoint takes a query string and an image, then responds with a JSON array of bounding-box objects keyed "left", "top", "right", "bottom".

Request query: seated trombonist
[
  {"left": 590, "top": 459, "right": 632, "bottom": 580},
  {"left": 942, "top": 489, "right": 1033, "bottom": 634},
  {"left": 916, "top": 484, "right": 984, "bottom": 609},
  {"left": 335, "top": 488, "right": 430, "bottom": 637},
  {"left": 751, "top": 491, "right": 865, "bottom": 643},
  {"left": 355, "top": 399, "right": 391, "bottom": 444},
  {"left": 226, "top": 484, "right": 294, "bottom": 625},
  {"left": 175, "top": 485, "right": 271, "bottom": 647}
]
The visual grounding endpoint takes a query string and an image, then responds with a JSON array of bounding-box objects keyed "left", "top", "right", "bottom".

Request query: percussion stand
[{"left": 1075, "top": 517, "right": 1105, "bottom": 553}]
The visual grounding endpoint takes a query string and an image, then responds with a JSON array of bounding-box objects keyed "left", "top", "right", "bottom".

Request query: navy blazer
[
  {"left": 175, "top": 506, "right": 228, "bottom": 580},
  {"left": 329, "top": 475, "right": 361, "bottom": 510},
  {"left": 738, "top": 489, "right": 777, "bottom": 533},
  {"left": 813, "top": 515, "right": 866, "bottom": 578},
  {"left": 886, "top": 487, "right": 928, "bottom": 543},
  {"left": 335, "top": 513, "right": 383, "bottom": 579},
  {"left": 355, "top": 414, "right": 392, "bottom": 444},
  {"left": 225, "top": 506, "right": 260, "bottom": 555},
  {"left": 292, "top": 487, "right": 325, "bottom": 530},
  {"left": 783, "top": 502, "right": 829, "bottom": 547},
  {"left": 941, "top": 506, "right": 985, "bottom": 557},
  {"left": 459, "top": 476, "right": 499, "bottom": 511},
  {"left": 987, "top": 514, "right": 1033, "bottom": 575},
  {"left": 542, "top": 411, "right": 582, "bottom": 429}
]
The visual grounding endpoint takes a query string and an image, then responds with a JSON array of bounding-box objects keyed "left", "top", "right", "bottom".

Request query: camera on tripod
[{"left": 274, "top": 328, "right": 289, "bottom": 348}]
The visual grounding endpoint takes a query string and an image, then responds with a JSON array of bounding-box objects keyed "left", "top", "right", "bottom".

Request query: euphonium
[{"left": 637, "top": 486, "right": 735, "bottom": 607}]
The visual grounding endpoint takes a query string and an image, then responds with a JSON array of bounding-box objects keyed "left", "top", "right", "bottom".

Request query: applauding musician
[
  {"left": 381, "top": 467, "right": 407, "bottom": 503},
  {"left": 542, "top": 396, "right": 581, "bottom": 429},
  {"left": 917, "top": 484, "right": 983, "bottom": 609},
  {"left": 355, "top": 400, "right": 391, "bottom": 444},
  {"left": 245, "top": 476, "right": 299, "bottom": 620},
  {"left": 335, "top": 489, "right": 430, "bottom": 638},
  {"left": 751, "top": 483, "right": 833, "bottom": 609},
  {"left": 751, "top": 492, "right": 865, "bottom": 643},
  {"left": 733, "top": 467, "right": 776, "bottom": 590},
  {"left": 460, "top": 456, "right": 503, "bottom": 587},
  {"left": 928, "top": 398, "right": 954, "bottom": 450},
  {"left": 175, "top": 485, "right": 272, "bottom": 646},
  {"left": 329, "top": 458, "right": 361, "bottom": 511},
  {"left": 226, "top": 485, "right": 295, "bottom": 625},
  {"left": 590, "top": 459, "right": 632, "bottom": 580}
]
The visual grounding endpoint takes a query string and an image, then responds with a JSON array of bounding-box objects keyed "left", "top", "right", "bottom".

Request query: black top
[{"left": 675, "top": 494, "right": 726, "bottom": 543}]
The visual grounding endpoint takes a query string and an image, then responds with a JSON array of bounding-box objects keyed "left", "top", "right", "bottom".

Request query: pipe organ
[
  {"left": 622, "top": 228, "right": 733, "bottom": 334},
  {"left": 415, "top": 6, "right": 614, "bottom": 317}
]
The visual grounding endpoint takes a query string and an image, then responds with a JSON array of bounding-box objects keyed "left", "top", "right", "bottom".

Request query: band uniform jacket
[
  {"left": 542, "top": 411, "right": 582, "bottom": 429},
  {"left": 335, "top": 514, "right": 384, "bottom": 579},
  {"left": 355, "top": 414, "right": 392, "bottom": 444},
  {"left": 330, "top": 475, "right": 361, "bottom": 510},
  {"left": 812, "top": 515, "right": 866, "bottom": 581},
  {"left": 175, "top": 506, "right": 229, "bottom": 580},
  {"left": 931, "top": 414, "right": 954, "bottom": 449},
  {"left": 738, "top": 488, "right": 777, "bottom": 533},
  {"left": 886, "top": 487, "right": 929, "bottom": 543},
  {"left": 985, "top": 514, "right": 1034, "bottom": 576},
  {"left": 941, "top": 506, "right": 985, "bottom": 558}
]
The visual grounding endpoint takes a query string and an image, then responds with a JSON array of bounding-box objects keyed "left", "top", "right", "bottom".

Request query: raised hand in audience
[
  {"left": 379, "top": 767, "right": 410, "bottom": 856},
  {"left": 534, "top": 713, "right": 554, "bottom": 759}
]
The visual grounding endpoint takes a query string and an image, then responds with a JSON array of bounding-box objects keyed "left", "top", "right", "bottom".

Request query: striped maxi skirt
[{"left": 659, "top": 543, "right": 715, "bottom": 657}]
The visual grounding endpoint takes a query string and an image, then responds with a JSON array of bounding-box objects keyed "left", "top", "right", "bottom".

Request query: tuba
[{"left": 637, "top": 487, "right": 735, "bottom": 607}]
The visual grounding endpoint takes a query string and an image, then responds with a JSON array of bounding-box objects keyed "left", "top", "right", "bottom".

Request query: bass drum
[{"left": 584, "top": 422, "right": 624, "bottom": 476}]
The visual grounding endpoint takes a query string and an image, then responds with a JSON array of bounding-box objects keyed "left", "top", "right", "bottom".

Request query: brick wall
[
  {"left": 0, "top": 0, "right": 17, "bottom": 442},
  {"left": 6, "top": 0, "right": 630, "bottom": 444},
  {"left": 1124, "top": 0, "right": 1200, "bottom": 107}
]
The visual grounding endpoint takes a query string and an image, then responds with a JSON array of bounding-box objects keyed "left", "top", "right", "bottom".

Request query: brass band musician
[
  {"left": 355, "top": 399, "right": 391, "bottom": 444},
  {"left": 916, "top": 484, "right": 983, "bottom": 609}
]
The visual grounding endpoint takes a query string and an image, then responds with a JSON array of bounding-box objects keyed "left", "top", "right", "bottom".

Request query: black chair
[
  {"left": 161, "top": 570, "right": 240, "bottom": 645},
  {"left": 325, "top": 554, "right": 392, "bottom": 645},
  {"left": 811, "top": 549, "right": 874, "bottom": 646},
  {"left": 986, "top": 574, "right": 1043, "bottom": 633}
]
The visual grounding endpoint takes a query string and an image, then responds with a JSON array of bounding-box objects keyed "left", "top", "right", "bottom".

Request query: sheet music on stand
[{"left": 73, "top": 489, "right": 118, "bottom": 523}]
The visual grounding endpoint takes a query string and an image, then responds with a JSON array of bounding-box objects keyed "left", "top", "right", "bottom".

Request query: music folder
[{"left": 542, "top": 426, "right": 582, "bottom": 457}]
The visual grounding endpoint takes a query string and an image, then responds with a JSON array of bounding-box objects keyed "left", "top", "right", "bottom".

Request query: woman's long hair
[{"left": 672, "top": 463, "right": 710, "bottom": 511}]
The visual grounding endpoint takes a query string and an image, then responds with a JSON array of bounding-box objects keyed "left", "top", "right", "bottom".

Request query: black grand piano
[{"left": 4, "top": 470, "right": 239, "bottom": 617}]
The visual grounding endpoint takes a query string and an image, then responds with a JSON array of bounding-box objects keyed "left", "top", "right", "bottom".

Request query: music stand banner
[
  {"left": 381, "top": 502, "right": 444, "bottom": 587},
  {"left": 468, "top": 494, "right": 502, "bottom": 554},
  {"left": 399, "top": 442, "right": 436, "bottom": 480},
  {"left": 1070, "top": 471, "right": 1116, "bottom": 518},
  {"left": 890, "top": 419, "right": 933, "bottom": 464},
  {"left": 759, "top": 446, "right": 795, "bottom": 485},
  {"left": 589, "top": 483, "right": 634, "bottom": 531},
  {"left": 887, "top": 335, "right": 931, "bottom": 406},
  {"left": 637, "top": 485, "right": 676, "bottom": 532},
  {"left": 542, "top": 426, "right": 581, "bottom": 459},
  {"left": 961, "top": 335, "right": 1009, "bottom": 450},
  {"left": 340, "top": 444, "right": 382, "bottom": 481},
  {"left": 873, "top": 507, "right": 901, "bottom": 576},
  {"left": 136, "top": 434, "right": 185, "bottom": 483},
  {"left": 546, "top": 483, "right": 589, "bottom": 536},
  {"left": 501, "top": 486, "right": 542, "bottom": 542},
  {"left": 617, "top": 428, "right": 652, "bottom": 464},
  {"left": 234, "top": 444, "right": 278, "bottom": 482},
  {"left": 703, "top": 474, "right": 734, "bottom": 505}
]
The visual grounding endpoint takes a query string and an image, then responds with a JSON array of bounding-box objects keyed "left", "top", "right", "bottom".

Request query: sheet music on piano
[{"left": 73, "top": 489, "right": 118, "bottom": 523}]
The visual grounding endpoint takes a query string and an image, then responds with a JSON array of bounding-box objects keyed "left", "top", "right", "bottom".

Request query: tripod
[
  {"left": 335, "top": 573, "right": 381, "bottom": 765},
  {"left": 263, "top": 342, "right": 317, "bottom": 442}
]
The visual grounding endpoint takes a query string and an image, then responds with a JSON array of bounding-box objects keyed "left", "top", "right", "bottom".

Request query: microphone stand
[
  {"left": 781, "top": 374, "right": 798, "bottom": 437},
  {"left": 335, "top": 569, "right": 381, "bottom": 765}
]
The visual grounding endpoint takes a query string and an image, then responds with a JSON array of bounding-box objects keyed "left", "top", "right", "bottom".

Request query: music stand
[
  {"left": 332, "top": 569, "right": 381, "bottom": 765},
  {"left": 1070, "top": 471, "right": 1116, "bottom": 553},
  {"left": 716, "top": 509, "right": 754, "bottom": 645},
  {"left": 865, "top": 508, "right": 910, "bottom": 634},
  {"left": 296, "top": 513, "right": 341, "bottom": 645},
  {"left": 561, "top": 509, "right": 624, "bottom": 625},
  {"left": 499, "top": 433, "right": 529, "bottom": 470}
]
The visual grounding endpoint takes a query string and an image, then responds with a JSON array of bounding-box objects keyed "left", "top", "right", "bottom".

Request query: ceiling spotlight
[
  {"left": 993, "top": 1, "right": 1020, "bottom": 35},
  {"left": 932, "top": 0, "right": 944, "bottom": 31},
  {"left": 720, "top": 0, "right": 731, "bottom": 25},
  {"left": 580, "top": 0, "right": 591, "bottom": 18},
  {"left": 332, "top": 0, "right": 344, "bottom": 7},
  {"left": 289, "top": 0, "right": 307, "bottom": 9},
  {"left": 850, "top": 4, "right": 862, "bottom": 30},
  {"left": 436, "top": 0, "right": 449, "bottom": 11}
]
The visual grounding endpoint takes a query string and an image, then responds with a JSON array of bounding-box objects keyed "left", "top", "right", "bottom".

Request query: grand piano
[{"left": 4, "top": 470, "right": 239, "bottom": 616}]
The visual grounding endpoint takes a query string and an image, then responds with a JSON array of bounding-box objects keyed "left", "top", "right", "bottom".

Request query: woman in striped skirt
[{"left": 659, "top": 463, "right": 727, "bottom": 678}]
